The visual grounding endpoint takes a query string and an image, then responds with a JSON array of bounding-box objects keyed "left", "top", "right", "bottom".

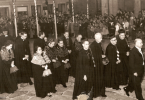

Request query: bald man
[
  {"left": 124, "top": 39, "right": 144, "bottom": 100},
  {"left": 90, "top": 33, "right": 106, "bottom": 98}
]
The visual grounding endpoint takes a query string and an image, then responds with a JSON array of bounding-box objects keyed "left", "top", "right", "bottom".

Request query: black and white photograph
[{"left": 0, "top": 0, "right": 145, "bottom": 100}]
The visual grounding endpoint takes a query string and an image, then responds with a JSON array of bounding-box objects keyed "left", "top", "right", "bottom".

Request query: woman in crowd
[
  {"left": 31, "top": 46, "right": 55, "bottom": 98},
  {"left": 44, "top": 38, "right": 58, "bottom": 87},
  {"left": 0, "top": 40, "right": 18, "bottom": 93},
  {"left": 55, "top": 39, "right": 69, "bottom": 87}
]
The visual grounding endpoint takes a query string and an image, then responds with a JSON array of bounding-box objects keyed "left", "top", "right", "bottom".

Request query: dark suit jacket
[{"left": 129, "top": 47, "right": 144, "bottom": 77}]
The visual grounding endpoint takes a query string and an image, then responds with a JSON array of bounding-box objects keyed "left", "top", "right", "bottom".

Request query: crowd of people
[
  {"left": 0, "top": 9, "right": 145, "bottom": 100},
  {"left": 1, "top": 9, "right": 145, "bottom": 40}
]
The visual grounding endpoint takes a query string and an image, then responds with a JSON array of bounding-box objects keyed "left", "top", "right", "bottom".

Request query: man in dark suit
[{"left": 124, "top": 38, "right": 144, "bottom": 100}]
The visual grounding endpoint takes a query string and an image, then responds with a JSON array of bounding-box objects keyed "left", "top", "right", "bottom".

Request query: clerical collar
[{"left": 135, "top": 46, "right": 141, "bottom": 51}]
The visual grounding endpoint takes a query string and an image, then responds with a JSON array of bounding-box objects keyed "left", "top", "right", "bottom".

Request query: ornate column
[{"left": 134, "top": 0, "right": 141, "bottom": 17}]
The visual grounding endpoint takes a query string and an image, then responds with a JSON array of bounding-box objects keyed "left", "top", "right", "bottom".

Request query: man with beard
[
  {"left": 116, "top": 29, "right": 130, "bottom": 85},
  {"left": 34, "top": 31, "right": 45, "bottom": 50},
  {"left": 124, "top": 39, "right": 144, "bottom": 100},
  {"left": 71, "top": 34, "right": 83, "bottom": 77},
  {"left": 104, "top": 36, "right": 121, "bottom": 90},
  {"left": 73, "top": 40, "right": 94, "bottom": 100},
  {"left": 90, "top": 33, "right": 106, "bottom": 98},
  {"left": 14, "top": 32, "right": 33, "bottom": 87}
]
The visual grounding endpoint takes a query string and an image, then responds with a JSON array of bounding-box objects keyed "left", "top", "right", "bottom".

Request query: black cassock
[
  {"left": 116, "top": 37, "right": 130, "bottom": 85},
  {"left": 104, "top": 43, "right": 120, "bottom": 89},
  {"left": 14, "top": 38, "right": 32, "bottom": 84},
  {"left": 73, "top": 49, "right": 94, "bottom": 99},
  {"left": 90, "top": 41, "right": 105, "bottom": 98}
]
